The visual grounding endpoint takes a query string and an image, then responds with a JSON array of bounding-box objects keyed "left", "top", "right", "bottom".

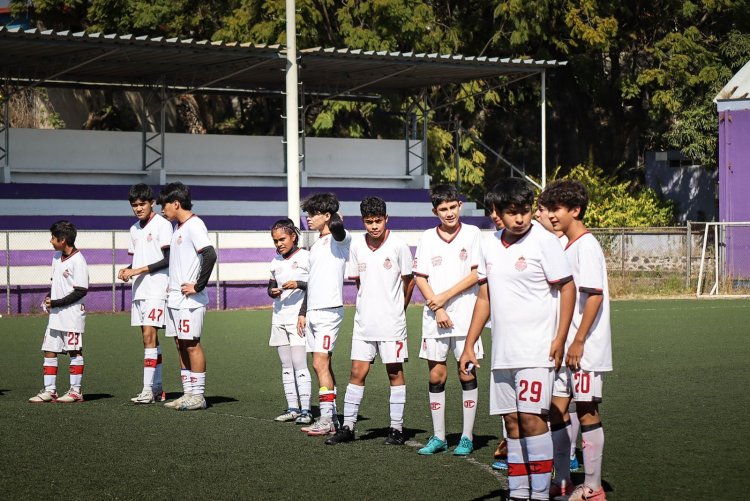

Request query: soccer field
[{"left": 1, "top": 299, "right": 748, "bottom": 500}]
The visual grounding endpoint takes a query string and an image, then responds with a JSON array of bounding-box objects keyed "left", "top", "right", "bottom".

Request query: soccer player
[
  {"left": 117, "top": 183, "right": 172, "bottom": 404},
  {"left": 29, "top": 220, "right": 89, "bottom": 404},
  {"left": 297, "top": 193, "right": 351, "bottom": 436},
  {"left": 539, "top": 180, "right": 612, "bottom": 501},
  {"left": 414, "top": 184, "right": 482, "bottom": 456},
  {"left": 268, "top": 218, "right": 313, "bottom": 425},
  {"left": 459, "top": 178, "right": 576, "bottom": 501},
  {"left": 159, "top": 182, "right": 217, "bottom": 411},
  {"left": 325, "top": 197, "right": 414, "bottom": 445}
]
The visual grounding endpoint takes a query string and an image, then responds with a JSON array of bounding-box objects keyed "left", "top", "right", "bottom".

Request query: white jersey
[
  {"left": 414, "top": 223, "right": 481, "bottom": 338},
  {"left": 479, "top": 225, "right": 572, "bottom": 369},
  {"left": 565, "top": 232, "right": 613, "bottom": 371},
  {"left": 167, "top": 215, "right": 213, "bottom": 309},
  {"left": 48, "top": 249, "right": 88, "bottom": 333},
  {"left": 306, "top": 231, "right": 351, "bottom": 311},
  {"left": 347, "top": 231, "right": 413, "bottom": 341},
  {"left": 128, "top": 213, "right": 172, "bottom": 301},
  {"left": 270, "top": 248, "right": 310, "bottom": 325}
]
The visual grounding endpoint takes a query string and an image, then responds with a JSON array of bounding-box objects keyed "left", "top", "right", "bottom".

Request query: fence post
[
  {"left": 112, "top": 231, "right": 116, "bottom": 313},
  {"left": 215, "top": 232, "right": 220, "bottom": 311},
  {"left": 685, "top": 221, "right": 692, "bottom": 289},
  {"left": 5, "top": 231, "right": 9, "bottom": 315},
  {"left": 620, "top": 228, "right": 625, "bottom": 280}
]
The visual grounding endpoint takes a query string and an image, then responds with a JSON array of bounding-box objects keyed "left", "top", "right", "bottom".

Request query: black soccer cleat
[
  {"left": 383, "top": 427, "right": 405, "bottom": 445},
  {"left": 324, "top": 425, "right": 355, "bottom": 445}
]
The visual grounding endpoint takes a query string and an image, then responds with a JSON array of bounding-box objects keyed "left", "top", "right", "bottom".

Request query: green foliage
[{"left": 559, "top": 165, "right": 675, "bottom": 227}]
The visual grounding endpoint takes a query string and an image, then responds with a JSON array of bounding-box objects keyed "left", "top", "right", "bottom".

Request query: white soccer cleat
[
  {"left": 305, "top": 419, "right": 336, "bottom": 436},
  {"left": 131, "top": 390, "right": 155, "bottom": 404},
  {"left": 274, "top": 409, "right": 300, "bottom": 422},
  {"left": 163, "top": 393, "right": 190, "bottom": 409},
  {"left": 177, "top": 393, "right": 207, "bottom": 411},
  {"left": 28, "top": 389, "right": 57, "bottom": 403},
  {"left": 56, "top": 388, "right": 84, "bottom": 403}
]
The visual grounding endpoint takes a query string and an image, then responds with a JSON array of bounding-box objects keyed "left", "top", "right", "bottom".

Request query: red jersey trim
[
  {"left": 414, "top": 271, "right": 429, "bottom": 278},
  {"left": 60, "top": 249, "right": 80, "bottom": 262},
  {"left": 579, "top": 286, "right": 603, "bottom": 295},
  {"left": 499, "top": 225, "right": 533, "bottom": 248},
  {"left": 176, "top": 214, "right": 197, "bottom": 230},
  {"left": 548, "top": 275, "right": 574, "bottom": 285},
  {"left": 436, "top": 223, "right": 462, "bottom": 244},
  {"left": 478, "top": 278, "right": 488, "bottom": 285},
  {"left": 366, "top": 229, "right": 390, "bottom": 251},
  {"left": 564, "top": 230, "right": 590, "bottom": 250},
  {"left": 283, "top": 247, "right": 302, "bottom": 260},
  {"left": 138, "top": 212, "right": 156, "bottom": 229}
]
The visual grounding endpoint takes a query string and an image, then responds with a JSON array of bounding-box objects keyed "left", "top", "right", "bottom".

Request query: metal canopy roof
[{"left": 0, "top": 27, "right": 566, "bottom": 95}]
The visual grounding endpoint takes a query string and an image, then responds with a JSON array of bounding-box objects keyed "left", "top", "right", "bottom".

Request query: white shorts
[
  {"left": 305, "top": 307, "right": 343, "bottom": 354},
  {"left": 165, "top": 306, "right": 206, "bottom": 340},
  {"left": 131, "top": 299, "right": 167, "bottom": 328},
  {"left": 419, "top": 336, "right": 484, "bottom": 362},
  {"left": 270, "top": 323, "right": 306, "bottom": 347},
  {"left": 41, "top": 328, "right": 83, "bottom": 353},
  {"left": 489, "top": 367, "right": 555, "bottom": 416},
  {"left": 553, "top": 367, "right": 604, "bottom": 403},
  {"left": 351, "top": 338, "right": 408, "bottom": 364}
]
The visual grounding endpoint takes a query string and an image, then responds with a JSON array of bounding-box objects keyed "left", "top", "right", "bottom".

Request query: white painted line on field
[{"left": 612, "top": 303, "right": 750, "bottom": 313}]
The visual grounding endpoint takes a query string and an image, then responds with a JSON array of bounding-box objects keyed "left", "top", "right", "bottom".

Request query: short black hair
[
  {"left": 429, "top": 184, "right": 460, "bottom": 208},
  {"left": 487, "top": 178, "right": 535, "bottom": 213},
  {"left": 538, "top": 180, "right": 589, "bottom": 220},
  {"left": 128, "top": 183, "right": 155, "bottom": 204},
  {"left": 50, "top": 220, "right": 77, "bottom": 247},
  {"left": 301, "top": 192, "right": 339, "bottom": 215},
  {"left": 271, "top": 217, "right": 301, "bottom": 243},
  {"left": 360, "top": 196, "right": 387, "bottom": 218},
  {"left": 159, "top": 182, "right": 193, "bottom": 210}
]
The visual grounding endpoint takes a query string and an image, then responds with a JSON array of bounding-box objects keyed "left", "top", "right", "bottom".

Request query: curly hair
[{"left": 538, "top": 180, "right": 589, "bottom": 220}]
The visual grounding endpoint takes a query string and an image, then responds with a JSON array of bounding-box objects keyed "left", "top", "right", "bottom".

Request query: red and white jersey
[
  {"left": 565, "top": 232, "right": 613, "bottom": 371},
  {"left": 479, "top": 225, "right": 572, "bottom": 369},
  {"left": 270, "top": 248, "right": 310, "bottom": 325},
  {"left": 48, "top": 250, "right": 88, "bottom": 333},
  {"left": 306, "top": 231, "right": 351, "bottom": 311},
  {"left": 167, "top": 215, "right": 213, "bottom": 309},
  {"left": 347, "top": 231, "right": 412, "bottom": 341},
  {"left": 414, "top": 223, "right": 481, "bottom": 338},
  {"left": 128, "top": 213, "right": 172, "bottom": 301}
]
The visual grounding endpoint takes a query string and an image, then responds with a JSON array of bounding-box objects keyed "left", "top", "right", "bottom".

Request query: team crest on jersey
[
  {"left": 358, "top": 263, "right": 367, "bottom": 272},
  {"left": 486, "top": 262, "right": 493, "bottom": 273},
  {"left": 63, "top": 269, "right": 70, "bottom": 278},
  {"left": 431, "top": 256, "right": 442, "bottom": 267},
  {"left": 147, "top": 233, "right": 153, "bottom": 242},
  {"left": 459, "top": 248, "right": 468, "bottom": 261},
  {"left": 383, "top": 258, "right": 392, "bottom": 270},
  {"left": 464, "top": 400, "right": 476, "bottom": 409},
  {"left": 412, "top": 258, "right": 418, "bottom": 268},
  {"left": 515, "top": 256, "right": 527, "bottom": 271},
  {"left": 176, "top": 235, "right": 183, "bottom": 245}
]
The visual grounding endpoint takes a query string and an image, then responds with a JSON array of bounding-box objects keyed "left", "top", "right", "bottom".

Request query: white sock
[
  {"left": 343, "top": 384, "right": 364, "bottom": 430},
  {"left": 552, "top": 421, "right": 572, "bottom": 483},
  {"left": 389, "top": 385, "right": 406, "bottom": 431},
  {"left": 319, "top": 387, "right": 335, "bottom": 422},
  {"left": 507, "top": 437, "right": 529, "bottom": 499},
  {"left": 154, "top": 345, "right": 163, "bottom": 390},
  {"left": 277, "top": 346, "right": 299, "bottom": 410},
  {"left": 43, "top": 357, "right": 58, "bottom": 392},
  {"left": 525, "top": 432, "right": 554, "bottom": 500},
  {"left": 191, "top": 371, "right": 205, "bottom": 396},
  {"left": 428, "top": 387, "right": 446, "bottom": 441},
  {"left": 291, "top": 346, "right": 311, "bottom": 412},
  {"left": 461, "top": 385, "right": 478, "bottom": 440},
  {"left": 569, "top": 403, "right": 580, "bottom": 459},
  {"left": 181, "top": 368, "right": 192, "bottom": 395},
  {"left": 69, "top": 355, "right": 84, "bottom": 392},
  {"left": 582, "top": 424, "right": 605, "bottom": 490},
  {"left": 143, "top": 347, "right": 158, "bottom": 392}
]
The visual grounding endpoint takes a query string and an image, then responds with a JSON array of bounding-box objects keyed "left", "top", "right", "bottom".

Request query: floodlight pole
[
  {"left": 285, "top": 0, "right": 301, "bottom": 225},
  {"left": 541, "top": 69, "right": 546, "bottom": 188}
]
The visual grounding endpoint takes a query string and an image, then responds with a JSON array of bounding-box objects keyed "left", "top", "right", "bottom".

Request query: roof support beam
[{"left": 20, "top": 48, "right": 120, "bottom": 94}]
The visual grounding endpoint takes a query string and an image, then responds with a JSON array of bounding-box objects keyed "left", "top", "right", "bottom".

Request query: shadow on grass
[
  {"left": 357, "top": 426, "right": 426, "bottom": 441},
  {"left": 205, "top": 395, "right": 239, "bottom": 406},
  {"left": 446, "top": 432, "right": 496, "bottom": 451},
  {"left": 83, "top": 393, "right": 113, "bottom": 401},
  {"left": 0, "top": 388, "right": 9, "bottom": 396},
  {"left": 470, "top": 488, "right": 504, "bottom": 500}
]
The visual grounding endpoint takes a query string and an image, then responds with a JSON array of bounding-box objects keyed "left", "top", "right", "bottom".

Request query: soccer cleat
[
  {"left": 55, "top": 388, "right": 84, "bottom": 403},
  {"left": 494, "top": 439, "right": 508, "bottom": 459},
  {"left": 568, "top": 484, "right": 607, "bottom": 501},
  {"left": 417, "top": 436, "right": 449, "bottom": 455},
  {"left": 295, "top": 412, "right": 314, "bottom": 425},
  {"left": 274, "top": 409, "right": 300, "bottom": 422},
  {"left": 570, "top": 455, "right": 581, "bottom": 472},
  {"left": 28, "top": 389, "right": 57, "bottom": 403},
  {"left": 305, "top": 419, "right": 336, "bottom": 436},
  {"left": 491, "top": 459, "right": 508, "bottom": 471},
  {"left": 549, "top": 480, "right": 572, "bottom": 498},
  {"left": 384, "top": 427, "right": 405, "bottom": 445},
  {"left": 153, "top": 387, "right": 167, "bottom": 402},
  {"left": 131, "top": 390, "right": 155, "bottom": 404},
  {"left": 163, "top": 393, "right": 190, "bottom": 409},
  {"left": 453, "top": 436, "right": 474, "bottom": 456},
  {"left": 177, "top": 393, "right": 207, "bottom": 411},
  {"left": 324, "top": 425, "right": 355, "bottom": 445}
]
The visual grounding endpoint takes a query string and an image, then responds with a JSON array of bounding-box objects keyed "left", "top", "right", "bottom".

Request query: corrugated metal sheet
[{"left": 0, "top": 27, "right": 566, "bottom": 94}]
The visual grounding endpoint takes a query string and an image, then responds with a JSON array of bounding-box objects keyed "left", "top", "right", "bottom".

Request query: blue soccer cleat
[{"left": 417, "top": 436, "right": 449, "bottom": 455}]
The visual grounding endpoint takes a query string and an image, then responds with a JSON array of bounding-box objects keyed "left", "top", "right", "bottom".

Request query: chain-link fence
[{"left": 1, "top": 226, "right": 720, "bottom": 315}]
